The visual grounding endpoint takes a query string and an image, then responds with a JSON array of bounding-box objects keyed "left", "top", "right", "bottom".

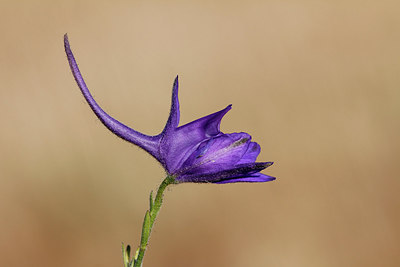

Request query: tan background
[{"left": 1, "top": 0, "right": 399, "bottom": 266}]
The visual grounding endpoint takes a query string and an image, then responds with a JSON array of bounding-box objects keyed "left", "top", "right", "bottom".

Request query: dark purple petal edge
[{"left": 177, "top": 162, "right": 274, "bottom": 183}]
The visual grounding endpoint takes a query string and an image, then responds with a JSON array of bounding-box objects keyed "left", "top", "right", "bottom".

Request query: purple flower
[{"left": 64, "top": 35, "right": 275, "bottom": 184}]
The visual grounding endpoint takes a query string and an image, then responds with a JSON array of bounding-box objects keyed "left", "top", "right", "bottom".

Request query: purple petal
[
  {"left": 64, "top": 34, "right": 161, "bottom": 158},
  {"left": 237, "top": 142, "right": 261, "bottom": 164},
  {"left": 162, "top": 76, "right": 180, "bottom": 133},
  {"left": 178, "top": 132, "right": 252, "bottom": 175},
  {"left": 159, "top": 105, "right": 232, "bottom": 173},
  {"left": 183, "top": 104, "right": 232, "bottom": 138},
  {"left": 214, "top": 173, "right": 276, "bottom": 184}
]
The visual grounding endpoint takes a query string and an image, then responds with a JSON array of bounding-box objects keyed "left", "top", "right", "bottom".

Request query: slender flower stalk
[
  {"left": 64, "top": 34, "right": 276, "bottom": 266},
  {"left": 122, "top": 176, "right": 176, "bottom": 267},
  {"left": 134, "top": 175, "right": 176, "bottom": 267}
]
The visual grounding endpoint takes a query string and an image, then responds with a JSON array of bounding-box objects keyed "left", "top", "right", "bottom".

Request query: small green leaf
[
  {"left": 140, "top": 211, "right": 151, "bottom": 248},
  {"left": 149, "top": 191, "right": 154, "bottom": 211},
  {"left": 122, "top": 243, "right": 130, "bottom": 267}
]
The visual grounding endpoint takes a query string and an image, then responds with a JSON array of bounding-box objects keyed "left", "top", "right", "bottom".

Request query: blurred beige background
[{"left": 1, "top": 0, "right": 399, "bottom": 266}]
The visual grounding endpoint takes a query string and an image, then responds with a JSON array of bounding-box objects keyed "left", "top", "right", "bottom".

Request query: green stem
[{"left": 133, "top": 175, "right": 176, "bottom": 267}]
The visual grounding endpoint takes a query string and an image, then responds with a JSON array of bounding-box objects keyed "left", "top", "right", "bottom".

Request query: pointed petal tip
[
  {"left": 252, "top": 162, "right": 273, "bottom": 172},
  {"left": 173, "top": 75, "right": 179, "bottom": 85},
  {"left": 264, "top": 161, "right": 274, "bottom": 167},
  {"left": 220, "top": 104, "right": 232, "bottom": 115},
  {"left": 64, "top": 34, "right": 70, "bottom": 48},
  {"left": 161, "top": 74, "right": 181, "bottom": 133},
  {"left": 254, "top": 174, "right": 276, "bottom": 182},
  {"left": 64, "top": 34, "right": 73, "bottom": 56},
  {"left": 173, "top": 75, "right": 179, "bottom": 88}
]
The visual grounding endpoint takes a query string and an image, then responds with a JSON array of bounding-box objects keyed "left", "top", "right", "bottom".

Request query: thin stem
[{"left": 133, "top": 175, "right": 176, "bottom": 267}]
